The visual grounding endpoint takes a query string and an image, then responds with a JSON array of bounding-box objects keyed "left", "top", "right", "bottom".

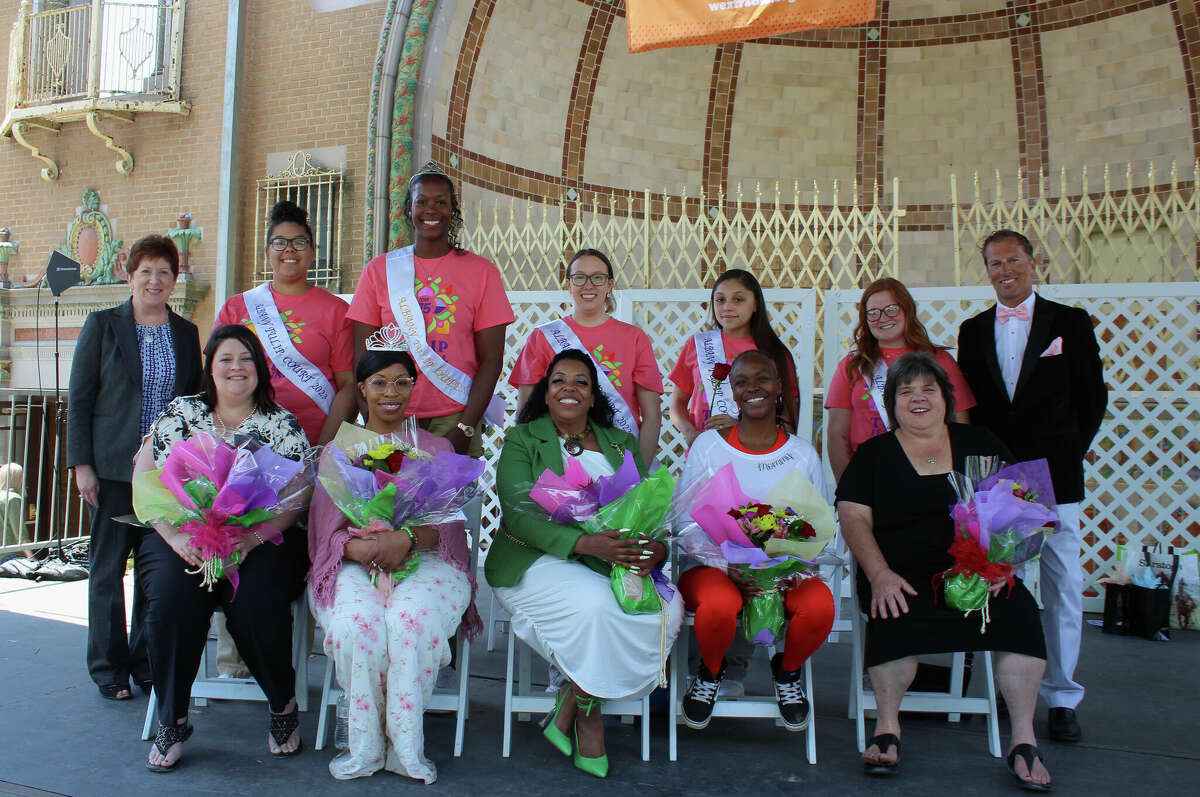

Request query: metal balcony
[{"left": 1, "top": 0, "right": 190, "bottom": 181}]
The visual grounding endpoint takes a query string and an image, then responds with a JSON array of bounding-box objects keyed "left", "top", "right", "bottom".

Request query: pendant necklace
[
  {"left": 557, "top": 426, "right": 586, "bottom": 456},
  {"left": 927, "top": 455, "right": 937, "bottom": 465}
]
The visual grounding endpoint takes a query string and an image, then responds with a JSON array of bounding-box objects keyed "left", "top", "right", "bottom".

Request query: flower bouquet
[
  {"left": 317, "top": 424, "right": 484, "bottom": 593},
  {"left": 132, "top": 432, "right": 311, "bottom": 593},
  {"left": 680, "top": 463, "right": 837, "bottom": 645},
  {"left": 526, "top": 451, "right": 701, "bottom": 616},
  {"left": 937, "top": 456, "right": 1059, "bottom": 631}
]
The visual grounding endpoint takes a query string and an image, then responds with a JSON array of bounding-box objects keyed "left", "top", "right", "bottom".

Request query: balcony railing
[{"left": 1, "top": 0, "right": 190, "bottom": 181}]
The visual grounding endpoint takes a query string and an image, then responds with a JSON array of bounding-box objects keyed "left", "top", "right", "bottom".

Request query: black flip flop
[
  {"left": 863, "top": 732, "right": 900, "bottom": 776},
  {"left": 269, "top": 705, "right": 304, "bottom": 759},
  {"left": 1007, "top": 743, "right": 1051, "bottom": 792}
]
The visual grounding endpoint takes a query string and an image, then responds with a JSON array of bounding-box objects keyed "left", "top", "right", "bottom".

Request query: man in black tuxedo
[{"left": 957, "top": 230, "right": 1107, "bottom": 743}]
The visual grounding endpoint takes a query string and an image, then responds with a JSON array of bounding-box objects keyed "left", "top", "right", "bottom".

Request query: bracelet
[
  {"left": 401, "top": 525, "right": 419, "bottom": 549},
  {"left": 252, "top": 531, "right": 266, "bottom": 547}
]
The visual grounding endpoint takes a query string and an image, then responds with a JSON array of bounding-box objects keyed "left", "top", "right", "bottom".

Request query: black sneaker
[
  {"left": 771, "top": 653, "right": 810, "bottom": 732},
  {"left": 682, "top": 661, "right": 724, "bottom": 730}
]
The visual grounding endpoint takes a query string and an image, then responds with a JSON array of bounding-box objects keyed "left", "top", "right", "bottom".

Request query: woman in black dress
[{"left": 837, "top": 353, "right": 1051, "bottom": 791}]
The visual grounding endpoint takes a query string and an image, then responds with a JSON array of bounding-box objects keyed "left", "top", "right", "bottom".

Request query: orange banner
[{"left": 627, "top": 0, "right": 876, "bottom": 53}]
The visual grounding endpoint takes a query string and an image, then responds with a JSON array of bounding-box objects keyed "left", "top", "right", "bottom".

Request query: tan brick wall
[
  {"left": 462, "top": 0, "right": 585, "bottom": 175},
  {"left": 1043, "top": 5, "right": 1191, "bottom": 185},
  {"left": 891, "top": 1, "right": 1004, "bottom": 21},
  {"left": 883, "top": 39, "right": 1020, "bottom": 204},
  {"left": 584, "top": 17, "right": 709, "bottom": 191},
  {"left": 235, "top": 1, "right": 380, "bottom": 311},
  {"left": 0, "top": 0, "right": 228, "bottom": 325},
  {"left": 727, "top": 42, "right": 858, "bottom": 191}
]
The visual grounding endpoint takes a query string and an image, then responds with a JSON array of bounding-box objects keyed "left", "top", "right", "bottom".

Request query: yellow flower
[
  {"left": 757, "top": 514, "right": 779, "bottom": 532},
  {"left": 366, "top": 443, "right": 398, "bottom": 461}
]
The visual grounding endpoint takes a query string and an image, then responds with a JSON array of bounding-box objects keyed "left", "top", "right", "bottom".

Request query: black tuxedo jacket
[
  {"left": 956, "top": 295, "right": 1107, "bottom": 503},
  {"left": 67, "top": 298, "right": 203, "bottom": 482}
]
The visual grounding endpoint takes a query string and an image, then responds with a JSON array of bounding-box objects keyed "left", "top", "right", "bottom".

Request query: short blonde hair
[{"left": 0, "top": 463, "right": 23, "bottom": 492}]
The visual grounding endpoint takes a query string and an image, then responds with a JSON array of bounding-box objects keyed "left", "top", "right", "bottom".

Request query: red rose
[
  {"left": 712, "top": 363, "right": 732, "bottom": 382},
  {"left": 385, "top": 451, "right": 406, "bottom": 472}
]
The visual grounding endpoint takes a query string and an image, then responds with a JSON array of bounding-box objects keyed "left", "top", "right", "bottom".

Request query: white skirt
[{"left": 494, "top": 554, "right": 683, "bottom": 699}]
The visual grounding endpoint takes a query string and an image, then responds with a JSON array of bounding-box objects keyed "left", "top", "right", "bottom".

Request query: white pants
[{"left": 1038, "top": 501, "right": 1084, "bottom": 709}]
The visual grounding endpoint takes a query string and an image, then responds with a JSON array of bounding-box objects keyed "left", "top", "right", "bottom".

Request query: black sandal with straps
[
  {"left": 146, "top": 723, "right": 193, "bottom": 773},
  {"left": 268, "top": 705, "right": 304, "bottom": 759}
]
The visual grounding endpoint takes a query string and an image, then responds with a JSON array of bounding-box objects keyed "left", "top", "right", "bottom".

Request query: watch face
[{"left": 458, "top": 422, "right": 475, "bottom": 437}]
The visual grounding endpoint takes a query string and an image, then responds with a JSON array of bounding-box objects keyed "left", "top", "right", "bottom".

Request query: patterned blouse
[
  {"left": 137, "top": 321, "right": 176, "bottom": 437},
  {"left": 150, "top": 395, "right": 310, "bottom": 467}
]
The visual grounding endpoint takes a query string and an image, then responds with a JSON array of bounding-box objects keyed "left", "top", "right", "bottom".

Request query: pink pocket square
[{"left": 1039, "top": 337, "right": 1063, "bottom": 357}]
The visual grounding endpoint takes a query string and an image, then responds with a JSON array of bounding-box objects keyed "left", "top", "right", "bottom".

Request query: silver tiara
[
  {"left": 365, "top": 324, "right": 409, "bottom": 352},
  {"left": 409, "top": 160, "right": 450, "bottom": 186}
]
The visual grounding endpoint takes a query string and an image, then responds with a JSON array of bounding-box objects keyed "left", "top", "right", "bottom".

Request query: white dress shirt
[{"left": 993, "top": 291, "right": 1036, "bottom": 399}]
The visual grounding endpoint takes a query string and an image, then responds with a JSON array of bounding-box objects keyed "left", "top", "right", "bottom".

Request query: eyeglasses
[
  {"left": 865, "top": 304, "right": 902, "bottom": 322},
  {"left": 268, "top": 236, "right": 312, "bottom": 252},
  {"left": 567, "top": 273, "right": 610, "bottom": 287},
  {"left": 364, "top": 377, "right": 415, "bottom": 392}
]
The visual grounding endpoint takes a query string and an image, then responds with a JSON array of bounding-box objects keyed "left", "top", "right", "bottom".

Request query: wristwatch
[{"left": 456, "top": 421, "right": 476, "bottom": 438}]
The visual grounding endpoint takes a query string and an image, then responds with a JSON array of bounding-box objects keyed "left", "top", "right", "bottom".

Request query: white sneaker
[{"left": 717, "top": 679, "right": 745, "bottom": 699}]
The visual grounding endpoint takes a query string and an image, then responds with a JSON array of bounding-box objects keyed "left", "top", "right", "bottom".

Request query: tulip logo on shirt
[
  {"left": 415, "top": 277, "right": 458, "bottom": 336},
  {"left": 592, "top": 344, "right": 623, "bottom": 387},
  {"left": 241, "top": 310, "right": 306, "bottom": 345}
]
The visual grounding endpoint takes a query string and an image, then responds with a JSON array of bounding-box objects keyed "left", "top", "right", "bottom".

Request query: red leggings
[{"left": 678, "top": 566, "right": 835, "bottom": 675}]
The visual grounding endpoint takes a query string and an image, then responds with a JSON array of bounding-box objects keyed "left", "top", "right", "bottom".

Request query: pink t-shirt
[
  {"left": 824, "top": 347, "right": 977, "bottom": 452},
  {"left": 508, "top": 317, "right": 664, "bottom": 422},
  {"left": 215, "top": 285, "right": 354, "bottom": 445},
  {"left": 668, "top": 332, "right": 800, "bottom": 430},
  {"left": 346, "top": 249, "right": 515, "bottom": 419}
]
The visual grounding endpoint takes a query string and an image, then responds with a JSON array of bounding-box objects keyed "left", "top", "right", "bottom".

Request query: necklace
[
  {"left": 556, "top": 425, "right": 586, "bottom": 456},
  {"left": 213, "top": 409, "right": 250, "bottom": 440},
  {"left": 927, "top": 456, "right": 937, "bottom": 465}
]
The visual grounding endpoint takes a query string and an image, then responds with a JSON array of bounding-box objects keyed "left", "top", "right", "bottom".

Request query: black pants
[
  {"left": 137, "top": 528, "right": 308, "bottom": 727},
  {"left": 86, "top": 479, "right": 149, "bottom": 688}
]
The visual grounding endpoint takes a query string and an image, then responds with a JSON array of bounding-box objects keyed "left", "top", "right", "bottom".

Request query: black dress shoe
[{"left": 1048, "top": 707, "right": 1081, "bottom": 742}]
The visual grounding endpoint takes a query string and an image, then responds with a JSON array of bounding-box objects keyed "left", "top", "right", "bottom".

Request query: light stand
[{"left": 44, "top": 252, "right": 81, "bottom": 568}]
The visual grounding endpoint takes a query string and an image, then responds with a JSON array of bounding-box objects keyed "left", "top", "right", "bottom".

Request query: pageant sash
[
  {"left": 243, "top": 283, "right": 334, "bottom": 413},
  {"left": 538, "top": 319, "right": 638, "bottom": 436},
  {"left": 861, "top": 355, "right": 890, "bottom": 432},
  {"left": 695, "top": 330, "right": 738, "bottom": 422},
  {"left": 384, "top": 246, "right": 505, "bottom": 426}
]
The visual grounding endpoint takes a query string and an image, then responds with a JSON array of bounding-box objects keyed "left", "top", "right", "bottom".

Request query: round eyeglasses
[
  {"left": 567, "top": 273, "right": 610, "bottom": 287},
  {"left": 865, "top": 303, "right": 901, "bottom": 322},
  {"left": 268, "top": 236, "right": 312, "bottom": 252}
]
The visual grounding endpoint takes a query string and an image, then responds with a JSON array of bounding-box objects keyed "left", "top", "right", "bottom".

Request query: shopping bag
[{"left": 1169, "top": 550, "right": 1199, "bottom": 630}]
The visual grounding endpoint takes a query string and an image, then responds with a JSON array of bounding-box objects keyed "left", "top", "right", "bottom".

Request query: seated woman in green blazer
[{"left": 487, "top": 349, "right": 683, "bottom": 779}]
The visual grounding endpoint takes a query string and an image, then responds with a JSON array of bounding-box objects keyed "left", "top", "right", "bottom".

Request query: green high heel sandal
[
  {"left": 540, "top": 687, "right": 572, "bottom": 757},
  {"left": 572, "top": 695, "right": 609, "bottom": 779}
]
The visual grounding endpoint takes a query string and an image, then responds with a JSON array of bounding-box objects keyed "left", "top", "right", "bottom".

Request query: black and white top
[{"left": 150, "top": 394, "right": 309, "bottom": 467}]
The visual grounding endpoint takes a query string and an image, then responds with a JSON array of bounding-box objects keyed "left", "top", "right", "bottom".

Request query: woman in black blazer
[{"left": 67, "top": 234, "right": 202, "bottom": 701}]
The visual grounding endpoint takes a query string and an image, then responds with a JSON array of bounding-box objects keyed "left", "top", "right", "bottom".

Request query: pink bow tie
[{"left": 997, "top": 304, "right": 1030, "bottom": 323}]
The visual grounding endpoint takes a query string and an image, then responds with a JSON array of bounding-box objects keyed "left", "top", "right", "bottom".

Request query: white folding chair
[
  {"left": 500, "top": 620, "right": 653, "bottom": 761},
  {"left": 142, "top": 594, "right": 311, "bottom": 739},
  {"left": 312, "top": 495, "right": 482, "bottom": 757},
  {"left": 845, "top": 557, "right": 1001, "bottom": 757},
  {"left": 667, "top": 611, "right": 817, "bottom": 764},
  {"left": 486, "top": 593, "right": 511, "bottom": 652}
]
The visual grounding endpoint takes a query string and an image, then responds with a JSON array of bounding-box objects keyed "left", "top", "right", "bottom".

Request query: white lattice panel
[
  {"left": 473, "top": 290, "right": 816, "bottom": 555},
  {"left": 824, "top": 284, "right": 1200, "bottom": 609}
]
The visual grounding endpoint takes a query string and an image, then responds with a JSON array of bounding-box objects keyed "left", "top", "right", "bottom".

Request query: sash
[
  {"left": 695, "top": 330, "right": 738, "bottom": 421},
  {"left": 861, "top": 354, "right": 890, "bottom": 432},
  {"left": 384, "top": 246, "right": 505, "bottom": 426},
  {"left": 243, "top": 283, "right": 334, "bottom": 413},
  {"left": 537, "top": 319, "right": 638, "bottom": 436}
]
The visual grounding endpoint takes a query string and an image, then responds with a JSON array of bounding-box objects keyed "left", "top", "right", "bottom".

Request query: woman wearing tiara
[
  {"left": 215, "top": 199, "right": 356, "bottom": 446},
  {"left": 307, "top": 326, "right": 482, "bottom": 782},
  {"left": 347, "top": 162, "right": 513, "bottom": 457},
  {"left": 509, "top": 248, "right": 663, "bottom": 465}
]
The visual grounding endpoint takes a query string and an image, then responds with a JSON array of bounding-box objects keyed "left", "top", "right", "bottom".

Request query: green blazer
[{"left": 484, "top": 414, "right": 647, "bottom": 588}]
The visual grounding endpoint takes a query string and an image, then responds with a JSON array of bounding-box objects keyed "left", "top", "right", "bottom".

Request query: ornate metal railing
[{"left": 2, "top": 0, "right": 189, "bottom": 181}]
